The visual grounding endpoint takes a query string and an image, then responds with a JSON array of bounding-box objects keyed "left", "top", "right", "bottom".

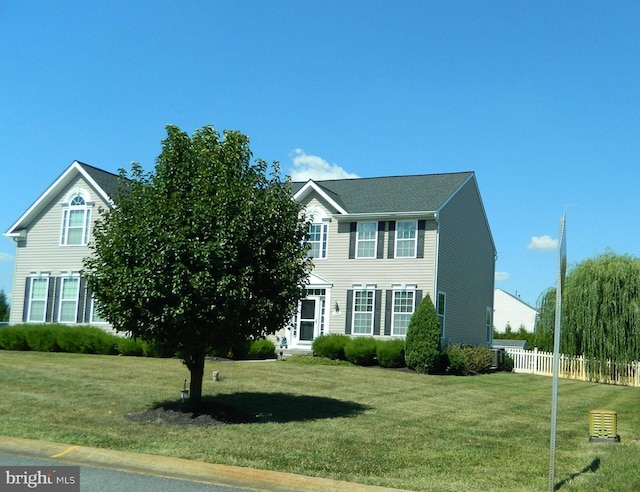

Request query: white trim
[
  {"left": 4, "top": 161, "right": 113, "bottom": 238},
  {"left": 293, "top": 180, "right": 349, "bottom": 215}
]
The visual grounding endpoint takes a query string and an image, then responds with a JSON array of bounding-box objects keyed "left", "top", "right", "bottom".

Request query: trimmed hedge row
[
  {"left": 0, "top": 324, "right": 277, "bottom": 360},
  {"left": 312, "top": 334, "right": 501, "bottom": 375},
  {"left": 0, "top": 324, "right": 152, "bottom": 356},
  {"left": 312, "top": 334, "right": 406, "bottom": 368}
]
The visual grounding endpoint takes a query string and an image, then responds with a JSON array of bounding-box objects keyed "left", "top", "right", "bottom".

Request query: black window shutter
[
  {"left": 47, "top": 277, "right": 57, "bottom": 322},
  {"left": 373, "top": 290, "right": 382, "bottom": 335},
  {"left": 415, "top": 290, "right": 423, "bottom": 308},
  {"left": 376, "top": 221, "right": 385, "bottom": 259},
  {"left": 348, "top": 222, "right": 357, "bottom": 259},
  {"left": 417, "top": 220, "right": 426, "bottom": 259},
  {"left": 22, "top": 277, "right": 31, "bottom": 322},
  {"left": 78, "top": 278, "right": 87, "bottom": 323},
  {"left": 345, "top": 290, "right": 353, "bottom": 334},
  {"left": 387, "top": 221, "right": 396, "bottom": 259},
  {"left": 384, "top": 290, "right": 392, "bottom": 336}
]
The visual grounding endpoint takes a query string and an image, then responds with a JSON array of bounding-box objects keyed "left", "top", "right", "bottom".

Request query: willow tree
[
  {"left": 83, "top": 125, "right": 312, "bottom": 405},
  {"left": 535, "top": 251, "right": 640, "bottom": 364}
]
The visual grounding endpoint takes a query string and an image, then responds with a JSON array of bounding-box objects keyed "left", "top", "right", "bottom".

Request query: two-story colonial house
[
  {"left": 5, "top": 161, "right": 496, "bottom": 349},
  {"left": 284, "top": 172, "right": 496, "bottom": 349}
]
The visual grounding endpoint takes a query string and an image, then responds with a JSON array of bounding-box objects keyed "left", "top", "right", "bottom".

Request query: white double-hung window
[
  {"left": 395, "top": 220, "right": 417, "bottom": 257},
  {"left": 27, "top": 275, "right": 49, "bottom": 322},
  {"left": 391, "top": 286, "right": 416, "bottom": 336},
  {"left": 356, "top": 222, "right": 377, "bottom": 258},
  {"left": 61, "top": 191, "right": 92, "bottom": 246},
  {"left": 59, "top": 276, "right": 81, "bottom": 323},
  {"left": 352, "top": 286, "right": 376, "bottom": 335},
  {"left": 305, "top": 207, "right": 329, "bottom": 259}
]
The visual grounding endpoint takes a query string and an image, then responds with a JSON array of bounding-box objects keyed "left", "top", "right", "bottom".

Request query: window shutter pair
[
  {"left": 387, "top": 220, "right": 426, "bottom": 259},
  {"left": 348, "top": 222, "right": 386, "bottom": 259},
  {"left": 22, "top": 277, "right": 88, "bottom": 323},
  {"left": 344, "top": 289, "right": 382, "bottom": 335}
]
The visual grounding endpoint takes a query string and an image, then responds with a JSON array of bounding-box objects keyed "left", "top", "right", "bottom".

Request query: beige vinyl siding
[
  {"left": 9, "top": 175, "right": 111, "bottom": 324},
  {"left": 301, "top": 192, "right": 438, "bottom": 337},
  {"left": 435, "top": 176, "right": 495, "bottom": 346}
]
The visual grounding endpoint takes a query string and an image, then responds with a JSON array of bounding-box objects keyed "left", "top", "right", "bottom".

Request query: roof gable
[
  {"left": 292, "top": 172, "right": 474, "bottom": 215},
  {"left": 5, "top": 161, "right": 120, "bottom": 237}
]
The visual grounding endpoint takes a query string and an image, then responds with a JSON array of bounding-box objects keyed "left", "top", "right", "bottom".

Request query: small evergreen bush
[
  {"left": 0, "top": 325, "right": 29, "bottom": 351},
  {"left": 405, "top": 294, "right": 442, "bottom": 373},
  {"left": 464, "top": 345, "right": 492, "bottom": 374},
  {"left": 247, "top": 338, "right": 276, "bottom": 359},
  {"left": 376, "top": 339, "right": 406, "bottom": 368},
  {"left": 312, "top": 334, "right": 350, "bottom": 360},
  {"left": 445, "top": 344, "right": 493, "bottom": 375},
  {"left": 444, "top": 344, "right": 467, "bottom": 375},
  {"left": 344, "top": 337, "right": 378, "bottom": 366},
  {"left": 504, "top": 353, "right": 515, "bottom": 372}
]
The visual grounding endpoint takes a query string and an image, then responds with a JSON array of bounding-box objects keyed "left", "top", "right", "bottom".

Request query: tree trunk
[{"left": 184, "top": 349, "right": 206, "bottom": 408}]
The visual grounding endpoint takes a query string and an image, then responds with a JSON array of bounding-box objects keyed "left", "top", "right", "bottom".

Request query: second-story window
[
  {"left": 307, "top": 222, "right": 328, "bottom": 259},
  {"left": 61, "top": 193, "right": 92, "bottom": 246},
  {"left": 395, "top": 220, "right": 417, "bottom": 257},
  {"left": 356, "top": 222, "right": 377, "bottom": 258}
]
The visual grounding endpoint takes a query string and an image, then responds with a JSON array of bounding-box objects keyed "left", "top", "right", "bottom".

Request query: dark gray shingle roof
[
  {"left": 292, "top": 172, "right": 473, "bottom": 214},
  {"left": 77, "top": 161, "right": 124, "bottom": 200}
]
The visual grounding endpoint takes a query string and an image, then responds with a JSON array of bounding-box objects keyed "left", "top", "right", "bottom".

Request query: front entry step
[{"left": 276, "top": 348, "right": 314, "bottom": 359}]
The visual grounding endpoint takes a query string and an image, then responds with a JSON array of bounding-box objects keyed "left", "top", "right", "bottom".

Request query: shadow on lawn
[
  {"left": 554, "top": 457, "right": 601, "bottom": 490},
  {"left": 137, "top": 392, "right": 371, "bottom": 426}
]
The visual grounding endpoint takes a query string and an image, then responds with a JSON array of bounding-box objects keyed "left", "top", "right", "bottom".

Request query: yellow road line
[{"left": 51, "top": 445, "right": 81, "bottom": 458}]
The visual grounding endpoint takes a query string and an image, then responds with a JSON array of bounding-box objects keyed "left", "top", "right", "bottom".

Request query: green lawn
[{"left": 1, "top": 351, "right": 639, "bottom": 491}]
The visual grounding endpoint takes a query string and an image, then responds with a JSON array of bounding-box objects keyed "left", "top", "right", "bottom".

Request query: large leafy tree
[
  {"left": 83, "top": 125, "right": 312, "bottom": 405},
  {"left": 535, "top": 251, "right": 640, "bottom": 365}
]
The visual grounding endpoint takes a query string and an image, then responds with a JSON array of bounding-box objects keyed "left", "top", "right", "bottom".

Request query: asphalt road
[{"left": 0, "top": 454, "right": 251, "bottom": 492}]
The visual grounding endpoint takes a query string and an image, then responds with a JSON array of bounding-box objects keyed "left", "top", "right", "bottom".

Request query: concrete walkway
[{"left": 0, "top": 436, "right": 408, "bottom": 492}]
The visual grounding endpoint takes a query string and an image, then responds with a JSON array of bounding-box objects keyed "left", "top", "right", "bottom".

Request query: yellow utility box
[{"left": 588, "top": 409, "right": 620, "bottom": 443}]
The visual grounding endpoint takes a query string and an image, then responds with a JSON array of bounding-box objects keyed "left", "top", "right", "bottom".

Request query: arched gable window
[{"left": 60, "top": 190, "right": 92, "bottom": 246}]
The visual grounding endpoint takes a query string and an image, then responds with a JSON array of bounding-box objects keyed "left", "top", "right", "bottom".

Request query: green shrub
[
  {"left": 504, "top": 353, "right": 515, "bottom": 372},
  {"left": 24, "top": 325, "right": 59, "bottom": 352},
  {"left": 312, "top": 334, "right": 350, "bottom": 360},
  {"left": 464, "top": 345, "right": 492, "bottom": 374},
  {"left": 0, "top": 326, "right": 29, "bottom": 351},
  {"left": 115, "top": 337, "right": 146, "bottom": 356},
  {"left": 405, "top": 294, "right": 442, "bottom": 374},
  {"left": 376, "top": 339, "right": 406, "bottom": 368},
  {"left": 247, "top": 338, "right": 276, "bottom": 359},
  {"left": 344, "top": 337, "right": 378, "bottom": 366},
  {"left": 445, "top": 344, "right": 467, "bottom": 375},
  {"left": 445, "top": 344, "right": 493, "bottom": 375}
]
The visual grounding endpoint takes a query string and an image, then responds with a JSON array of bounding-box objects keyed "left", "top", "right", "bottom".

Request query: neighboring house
[
  {"left": 5, "top": 162, "right": 496, "bottom": 350},
  {"left": 4, "top": 161, "right": 119, "bottom": 326},
  {"left": 493, "top": 288, "right": 538, "bottom": 333},
  {"left": 282, "top": 172, "right": 496, "bottom": 349}
]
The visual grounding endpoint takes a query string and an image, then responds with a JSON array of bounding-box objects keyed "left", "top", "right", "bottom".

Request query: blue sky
[{"left": 1, "top": 1, "right": 639, "bottom": 309}]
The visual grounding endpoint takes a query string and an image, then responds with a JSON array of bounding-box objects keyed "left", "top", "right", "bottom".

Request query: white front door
[{"left": 293, "top": 291, "right": 326, "bottom": 347}]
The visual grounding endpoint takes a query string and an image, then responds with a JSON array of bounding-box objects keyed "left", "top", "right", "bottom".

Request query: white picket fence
[{"left": 504, "top": 347, "right": 640, "bottom": 387}]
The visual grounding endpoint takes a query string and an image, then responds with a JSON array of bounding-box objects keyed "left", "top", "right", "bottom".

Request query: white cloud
[
  {"left": 495, "top": 271, "right": 510, "bottom": 281},
  {"left": 288, "top": 149, "right": 359, "bottom": 181},
  {"left": 527, "top": 235, "right": 558, "bottom": 251},
  {"left": 0, "top": 252, "right": 13, "bottom": 262}
]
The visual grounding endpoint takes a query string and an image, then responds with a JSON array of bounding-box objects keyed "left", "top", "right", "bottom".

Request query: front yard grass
[{"left": 0, "top": 351, "right": 639, "bottom": 491}]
